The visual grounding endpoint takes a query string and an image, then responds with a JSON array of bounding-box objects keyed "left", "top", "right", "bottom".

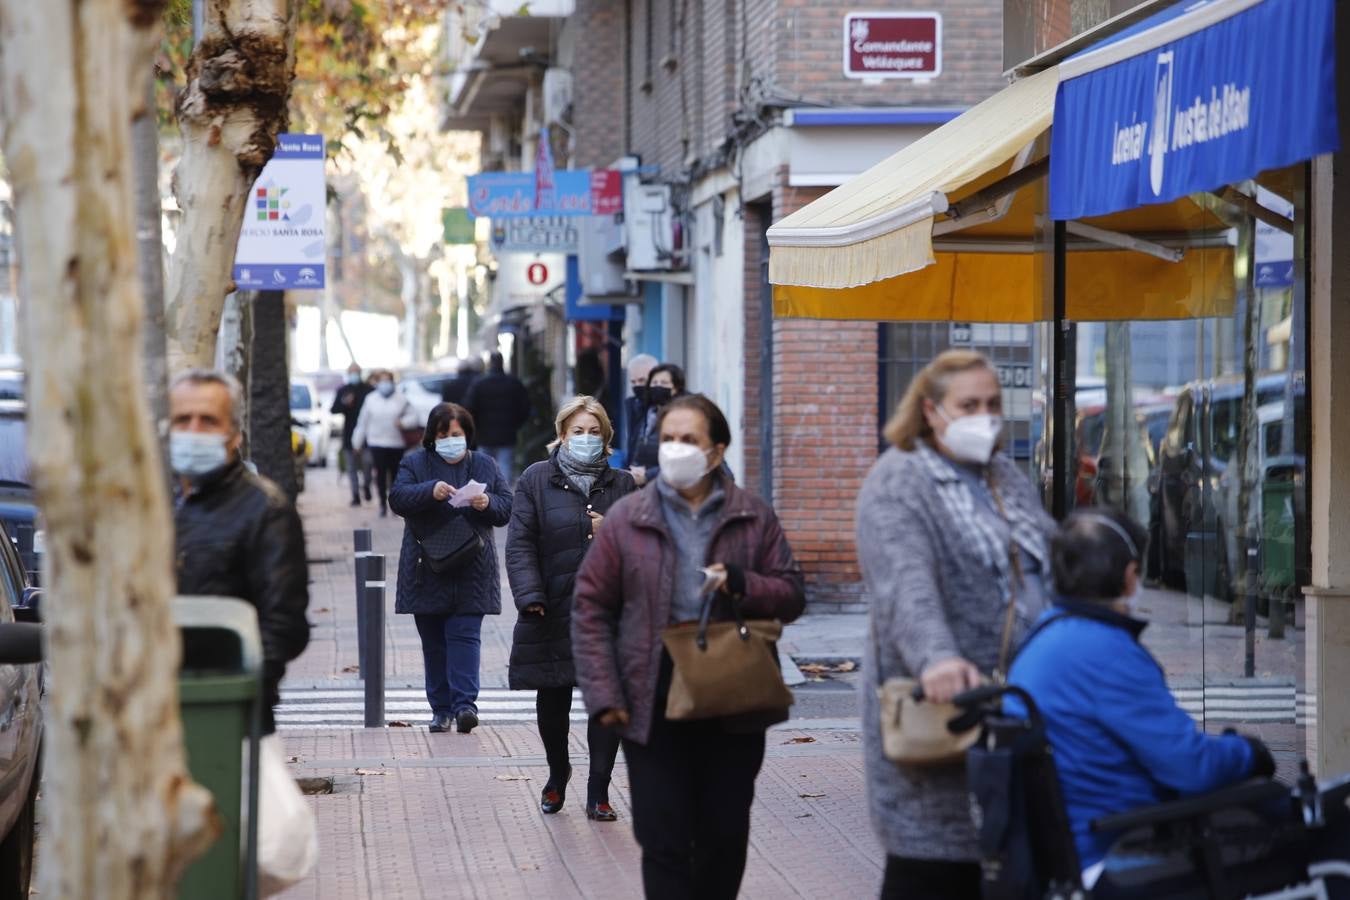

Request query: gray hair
[
  {"left": 627, "top": 353, "right": 658, "bottom": 379},
  {"left": 170, "top": 369, "right": 245, "bottom": 433}
]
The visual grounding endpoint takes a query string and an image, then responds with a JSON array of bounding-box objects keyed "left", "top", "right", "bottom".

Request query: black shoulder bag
[{"left": 409, "top": 453, "right": 485, "bottom": 573}]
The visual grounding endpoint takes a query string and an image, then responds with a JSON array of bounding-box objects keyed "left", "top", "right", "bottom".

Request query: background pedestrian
[
  {"left": 573, "top": 394, "right": 805, "bottom": 900},
  {"left": 629, "top": 362, "right": 684, "bottom": 487},
  {"left": 506, "top": 396, "right": 636, "bottom": 820},
  {"left": 331, "top": 362, "right": 373, "bottom": 506},
  {"left": 464, "top": 351, "right": 531, "bottom": 484},
  {"left": 620, "top": 354, "right": 658, "bottom": 469},
  {"left": 352, "top": 369, "right": 419, "bottom": 517},
  {"left": 389, "top": 402, "right": 512, "bottom": 734},
  {"left": 856, "top": 349, "right": 1054, "bottom": 900}
]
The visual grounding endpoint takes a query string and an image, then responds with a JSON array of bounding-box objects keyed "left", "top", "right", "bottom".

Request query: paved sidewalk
[{"left": 276, "top": 466, "right": 882, "bottom": 899}]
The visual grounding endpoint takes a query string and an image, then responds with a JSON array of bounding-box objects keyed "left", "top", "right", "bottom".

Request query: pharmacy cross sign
[{"left": 843, "top": 13, "right": 942, "bottom": 80}]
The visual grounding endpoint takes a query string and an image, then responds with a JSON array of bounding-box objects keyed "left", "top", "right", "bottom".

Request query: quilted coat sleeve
[
  {"left": 505, "top": 475, "right": 547, "bottom": 611},
  {"left": 469, "top": 454, "right": 513, "bottom": 527},
  {"left": 571, "top": 503, "right": 628, "bottom": 717},
  {"left": 738, "top": 505, "right": 806, "bottom": 623},
  {"left": 388, "top": 452, "right": 439, "bottom": 516}
]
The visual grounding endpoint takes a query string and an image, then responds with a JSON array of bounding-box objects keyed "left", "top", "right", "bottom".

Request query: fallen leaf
[
  {"left": 782, "top": 736, "right": 816, "bottom": 745},
  {"left": 798, "top": 663, "right": 828, "bottom": 674},
  {"left": 356, "top": 768, "right": 389, "bottom": 776},
  {"left": 287, "top": 755, "right": 300, "bottom": 764},
  {"left": 494, "top": 774, "right": 531, "bottom": 782},
  {"left": 342, "top": 664, "right": 360, "bottom": 673},
  {"left": 795, "top": 813, "right": 813, "bottom": 819},
  {"left": 387, "top": 720, "right": 412, "bottom": 728},
  {"left": 314, "top": 607, "right": 331, "bottom": 614},
  {"left": 835, "top": 660, "right": 857, "bottom": 673},
  {"left": 799, "top": 792, "right": 826, "bottom": 799}
]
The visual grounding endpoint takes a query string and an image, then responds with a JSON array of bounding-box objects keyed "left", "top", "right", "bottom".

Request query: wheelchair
[{"left": 947, "top": 683, "right": 1350, "bottom": 899}]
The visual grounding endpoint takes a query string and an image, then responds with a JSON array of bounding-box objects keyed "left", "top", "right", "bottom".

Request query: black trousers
[
  {"left": 622, "top": 696, "right": 767, "bottom": 900},
  {"left": 880, "top": 856, "right": 982, "bottom": 900},
  {"left": 368, "top": 446, "right": 403, "bottom": 511},
  {"left": 535, "top": 686, "right": 622, "bottom": 803}
]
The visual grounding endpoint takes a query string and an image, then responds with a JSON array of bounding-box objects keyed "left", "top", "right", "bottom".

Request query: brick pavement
[{"left": 276, "top": 466, "right": 882, "bottom": 900}]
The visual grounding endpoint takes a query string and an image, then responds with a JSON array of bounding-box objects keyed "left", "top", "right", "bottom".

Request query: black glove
[
  {"left": 1244, "top": 736, "right": 1276, "bottom": 778},
  {"left": 723, "top": 563, "right": 746, "bottom": 599}
]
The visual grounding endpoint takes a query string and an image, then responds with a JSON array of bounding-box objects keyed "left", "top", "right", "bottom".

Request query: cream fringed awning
[{"left": 767, "top": 68, "right": 1060, "bottom": 291}]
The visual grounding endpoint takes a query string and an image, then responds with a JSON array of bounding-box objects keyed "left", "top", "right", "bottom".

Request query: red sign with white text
[{"left": 844, "top": 13, "right": 942, "bottom": 80}]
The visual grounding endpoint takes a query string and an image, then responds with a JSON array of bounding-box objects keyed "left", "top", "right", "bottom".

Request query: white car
[
  {"left": 399, "top": 373, "right": 455, "bottom": 434},
  {"left": 290, "top": 379, "right": 331, "bottom": 467}
]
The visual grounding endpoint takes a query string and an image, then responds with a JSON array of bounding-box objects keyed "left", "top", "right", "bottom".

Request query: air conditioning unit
[
  {"left": 578, "top": 215, "right": 631, "bottom": 299},
  {"left": 543, "top": 68, "right": 573, "bottom": 124},
  {"left": 623, "top": 183, "right": 684, "bottom": 271}
]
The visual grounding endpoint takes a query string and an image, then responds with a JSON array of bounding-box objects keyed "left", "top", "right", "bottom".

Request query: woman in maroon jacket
[{"left": 572, "top": 394, "right": 806, "bottom": 900}]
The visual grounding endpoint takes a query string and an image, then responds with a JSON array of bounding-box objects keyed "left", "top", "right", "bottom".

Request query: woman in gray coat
[{"left": 856, "top": 350, "right": 1054, "bottom": 900}]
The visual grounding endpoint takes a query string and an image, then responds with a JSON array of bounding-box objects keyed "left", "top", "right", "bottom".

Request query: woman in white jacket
[{"left": 352, "top": 370, "right": 420, "bottom": 516}]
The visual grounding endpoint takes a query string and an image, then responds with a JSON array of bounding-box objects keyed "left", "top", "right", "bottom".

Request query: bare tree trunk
[
  {"left": 0, "top": 1, "right": 218, "bottom": 897},
  {"left": 250, "top": 290, "right": 299, "bottom": 499},
  {"left": 134, "top": 70, "right": 170, "bottom": 474},
  {"left": 165, "top": 0, "right": 298, "bottom": 373}
]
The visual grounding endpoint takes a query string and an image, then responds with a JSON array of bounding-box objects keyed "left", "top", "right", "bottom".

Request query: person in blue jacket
[{"left": 1008, "top": 507, "right": 1274, "bottom": 885}]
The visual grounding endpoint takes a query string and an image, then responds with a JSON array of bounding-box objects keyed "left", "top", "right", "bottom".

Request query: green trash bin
[
  {"left": 175, "top": 596, "right": 263, "bottom": 900},
  {"left": 1261, "top": 459, "right": 1300, "bottom": 593}
]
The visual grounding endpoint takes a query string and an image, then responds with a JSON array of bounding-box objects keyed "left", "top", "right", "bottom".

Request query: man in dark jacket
[
  {"left": 620, "top": 353, "right": 657, "bottom": 467},
  {"left": 331, "top": 362, "right": 373, "bottom": 506},
  {"left": 171, "top": 370, "right": 311, "bottom": 734},
  {"left": 439, "top": 358, "right": 480, "bottom": 406},
  {"left": 463, "top": 351, "right": 531, "bottom": 483}
]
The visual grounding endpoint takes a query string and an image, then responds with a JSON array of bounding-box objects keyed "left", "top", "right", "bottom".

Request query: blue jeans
[
  {"left": 482, "top": 444, "right": 515, "bottom": 484},
  {"left": 413, "top": 613, "right": 483, "bottom": 716}
]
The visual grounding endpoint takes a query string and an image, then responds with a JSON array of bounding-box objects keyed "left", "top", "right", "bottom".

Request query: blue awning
[{"left": 1049, "top": 0, "right": 1339, "bottom": 221}]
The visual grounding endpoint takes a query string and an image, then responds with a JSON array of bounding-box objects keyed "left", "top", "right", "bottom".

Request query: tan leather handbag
[
  {"left": 876, "top": 478, "right": 1024, "bottom": 766},
  {"left": 661, "top": 592, "right": 794, "bottom": 721}
]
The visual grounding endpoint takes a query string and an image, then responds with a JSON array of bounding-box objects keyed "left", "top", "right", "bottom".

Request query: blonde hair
[
  {"left": 883, "top": 350, "right": 997, "bottom": 451},
  {"left": 548, "top": 395, "right": 615, "bottom": 453}
]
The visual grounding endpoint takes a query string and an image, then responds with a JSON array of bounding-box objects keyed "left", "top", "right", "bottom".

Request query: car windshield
[
  {"left": 0, "top": 415, "right": 29, "bottom": 486},
  {"left": 289, "top": 384, "right": 312, "bottom": 410}
]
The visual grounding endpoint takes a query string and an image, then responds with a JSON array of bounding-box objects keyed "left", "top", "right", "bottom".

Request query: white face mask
[
  {"left": 936, "top": 408, "right": 1002, "bottom": 465},
  {"left": 658, "top": 442, "right": 712, "bottom": 490},
  {"left": 170, "top": 430, "right": 230, "bottom": 478}
]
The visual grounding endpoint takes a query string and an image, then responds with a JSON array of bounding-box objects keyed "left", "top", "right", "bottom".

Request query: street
[{"left": 274, "top": 470, "right": 878, "bottom": 900}]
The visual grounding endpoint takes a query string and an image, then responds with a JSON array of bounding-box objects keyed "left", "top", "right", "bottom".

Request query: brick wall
[
  {"left": 570, "top": 0, "right": 626, "bottom": 168},
  {"left": 741, "top": 201, "right": 769, "bottom": 499},
  {"left": 770, "top": 172, "right": 876, "bottom": 611}
]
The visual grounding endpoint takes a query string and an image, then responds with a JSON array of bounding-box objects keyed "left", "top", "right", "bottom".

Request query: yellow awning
[
  {"left": 766, "top": 65, "right": 1242, "bottom": 323},
  {"left": 767, "top": 68, "right": 1060, "bottom": 290}
]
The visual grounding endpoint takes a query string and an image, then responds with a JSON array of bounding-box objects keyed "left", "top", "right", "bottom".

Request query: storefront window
[{"left": 1048, "top": 165, "right": 1310, "bottom": 766}]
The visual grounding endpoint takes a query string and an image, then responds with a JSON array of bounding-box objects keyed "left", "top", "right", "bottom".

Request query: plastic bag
[{"left": 254, "top": 734, "right": 319, "bottom": 896}]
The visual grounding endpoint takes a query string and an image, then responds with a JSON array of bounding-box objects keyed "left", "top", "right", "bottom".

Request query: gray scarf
[{"left": 553, "top": 445, "right": 610, "bottom": 495}]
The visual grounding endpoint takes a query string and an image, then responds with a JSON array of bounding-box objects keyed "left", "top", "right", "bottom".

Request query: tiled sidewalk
[{"left": 276, "top": 466, "right": 882, "bottom": 899}]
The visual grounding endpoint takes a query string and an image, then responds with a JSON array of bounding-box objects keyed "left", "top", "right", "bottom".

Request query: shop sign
[
  {"left": 467, "top": 169, "right": 623, "bottom": 219},
  {"left": 489, "top": 216, "right": 580, "bottom": 254},
  {"left": 493, "top": 253, "right": 566, "bottom": 310},
  {"left": 1050, "top": 0, "right": 1339, "bottom": 221},
  {"left": 233, "top": 133, "right": 326, "bottom": 290},
  {"left": 843, "top": 13, "right": 942, "bottom": 80}
]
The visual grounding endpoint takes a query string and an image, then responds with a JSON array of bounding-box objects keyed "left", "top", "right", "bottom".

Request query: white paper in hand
[{"left": 450, "top": 480, "right": 487, "bottom": 508}]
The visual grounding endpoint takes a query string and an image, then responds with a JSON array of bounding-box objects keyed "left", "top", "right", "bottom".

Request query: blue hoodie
[{"left": 1006, "top": 600, "right": 1256, "bottom": 868}]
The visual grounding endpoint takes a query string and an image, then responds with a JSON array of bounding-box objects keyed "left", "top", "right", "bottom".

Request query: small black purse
[{"left": 411, "top": 514, "right": 483, "bottom": 573}]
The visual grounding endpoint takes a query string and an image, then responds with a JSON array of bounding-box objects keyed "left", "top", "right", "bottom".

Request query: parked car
[
  {"left": 289, "top": 380, "right": 330, "bottom": 467},
  {"left": 0, "top": 519, "right": 44, "bottom": 899},
  {"left": 399, "top": 371, "right": 456, "bottom": 435},
  {"left": 0, "top": 405, "right": 38, "bottom": 586},
  {"left": 1150, "top": 373, "right": 1305, "bottom": 597}
]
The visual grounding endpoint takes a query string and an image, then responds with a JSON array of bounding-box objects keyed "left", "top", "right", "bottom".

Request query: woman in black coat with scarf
[
  {"left": 390, "top": 403, "right": 512, "bottom": 735},
  {"left": 506, "top": 396, "right": 637, "bottom": 820}
]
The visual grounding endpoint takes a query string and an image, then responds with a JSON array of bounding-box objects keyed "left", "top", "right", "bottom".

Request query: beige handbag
[
  {"left": 876, "top": 478, "right": 1024, "bottom": 767},
  {"left": 661, "top": 591, "right": 794, "bottom": 721}
]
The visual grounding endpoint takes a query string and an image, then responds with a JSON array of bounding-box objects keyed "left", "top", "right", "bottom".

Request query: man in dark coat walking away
[
  {"left": 620, "top": 353, "right": 657, "bottom": 468},
  {"left": 331, "top": 362, "right": 373, "bottom": 506},
  {"left": 464, "top": 351, "right": 531, "bottom": 484},
  {"left": 440, "top": 358, "right": 481, "bottom": 406},
  {"left": 506, "top": 395, "right": 637, "bottom": 821},
  {"left": 170, "top": 369, "right": 311, "bottom": 735}
]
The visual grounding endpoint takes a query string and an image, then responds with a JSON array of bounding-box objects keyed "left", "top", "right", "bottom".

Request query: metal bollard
[
  {"left": 363, "top": 553, "right": 386, "bottom": 727},
  {"left": 353, "top": 529, "right": 371, "bottom": 678}
]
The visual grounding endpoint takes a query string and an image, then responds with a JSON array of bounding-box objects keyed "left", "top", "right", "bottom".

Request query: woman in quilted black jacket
[{"left": 506, "top": 396, "right": 636, "bottom": 821}]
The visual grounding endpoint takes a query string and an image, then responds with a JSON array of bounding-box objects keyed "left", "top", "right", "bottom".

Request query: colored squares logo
[{"left": 255, "top": 186, "right": 290, "bottom": 221}]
